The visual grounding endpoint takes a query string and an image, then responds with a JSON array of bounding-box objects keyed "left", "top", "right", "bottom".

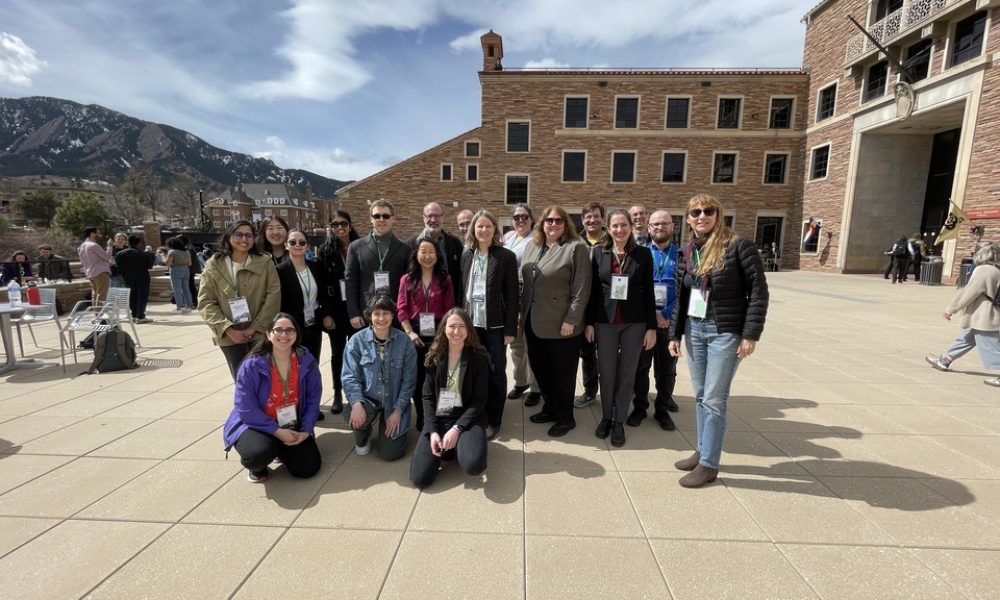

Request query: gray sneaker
[
  {"left": 574, "top": 393, "right": 596, "bottom": 408},
  {"left": 925, "top": 355, "right": 950, "bottom": 372}
]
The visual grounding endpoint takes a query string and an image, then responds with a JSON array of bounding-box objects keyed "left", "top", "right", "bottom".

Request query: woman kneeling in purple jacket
[{"left": 223, "top": 312, "right": 323, "bottom": 483}]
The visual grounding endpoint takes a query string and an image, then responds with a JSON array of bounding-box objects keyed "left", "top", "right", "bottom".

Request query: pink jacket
[{"left": 396, "top": 273, "right": 455, "bottom": 324}]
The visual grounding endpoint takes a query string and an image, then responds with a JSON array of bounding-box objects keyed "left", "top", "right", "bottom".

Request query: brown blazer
[{"left": 520, "top": 239, "right": 592, "bottom": 339}]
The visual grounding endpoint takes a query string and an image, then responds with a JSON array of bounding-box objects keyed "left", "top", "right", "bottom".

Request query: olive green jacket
[{"left": 197, "top": 253, "right": 280, "bottom": 347}]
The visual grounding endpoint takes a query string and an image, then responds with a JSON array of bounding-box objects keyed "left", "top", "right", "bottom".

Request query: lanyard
[
  {"left": 270, "top": 355, "right": 294, "bottom": 402},
  {"left": 507, "top": 233, "right": 529, "bottom": 253},
  {"left": 371, "top": 233, "right": 388, "bottom": 270},
  {"left": 421, "top": 278, "right": 432, "bottom": 313},
  {"left": 474, "top": 251, "right": 488, "bottom": 277},
  {"left": 296, "top": 266, "right": 312, "bottom": 299},
  {"left": 652, "top": 245, "right": 672, "bottom": 280},
  {"left": 613, "top": 248, "right": 627, "bottom": 271},
  {"left": 446, "top": 359, "right": 461, "bottom": 389}
]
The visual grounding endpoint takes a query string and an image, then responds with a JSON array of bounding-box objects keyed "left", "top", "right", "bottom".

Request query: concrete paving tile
[
  {"left": 607, "top": 426, "right": 696, "bottom": 472},
  {"left": 160, "top": 372, "right": 235, "bottom": 394},
  {"left": 863, "top": 404, "right": 993, "bottom": 435},
  {"left": 0, "top": 457, "right": 156, "bottom": 518},
  {"left": 161, "top": 394, "right": 234, "bottom": 421},
  {"left": 87, "top": 419, "right": 219, "bottom": 459},
  {"left": 170, "top": 427, "right": 227, "bottom": 461},
  {"left": 650, "top": 540, "right": 818, "bottom": 600},
  {"left": 910, "top": 548, "right": 1000, "bottom": 600},
  {"left": 31, "top": 389, "right": 149, "bottom": 417},
  {"left": 524, "top": 470, "right": 643, "bottom": 537},
  {"left": 857, "top": 434, "right": 1000, "bottom": 479},
  {"left": 800, "top": 404, "right": 912, "bottom": 435},
  {"left": 526, "top": 535, "right": 670, "bottom": 600},
  {"left": 926, "top": 435, "right": 1000, "bottom": 476},
  {"left": 947, "top": 406, "right": 1000, "bottom": 434},
  {"left": 83, "top": 523, "right": 283, "bottom": 600},
  {"left": 723, "top": 473, "right": 894, "bottom": 545},
  {"left": 0, "top": 415, "right": 84, "bottom": 451},
  {"left": 522, "top": 424, "right": 616, "bottom": 472},
  {"left": 77, "top": 460, "right": 242, "bottom": 522},
  {"left": 0, "top": 520, "right": 167, "bottom": 600},
  {"left": 98, "top": 391, "right": 205, "bottom": 419},
  {"left": 622, "top": 471, "right": 767, "bottom": 541},
  {"left": 0, "top": 516, "right": 60, "bottom": 557},
  {"left": 0, "top": 453, "right": 75, "bottom": 495},
  {"left": 409, "top": 467, "right": 523, "bottom": 534},
  {"left": 292, "top": 462, "right": 419, "bottom": 530},
  {"left": 232, "top": 528, "right": 401, "bottom": 600},
  {"left": 729, "top": 402, "right": 835, "bottom": 434},
  {"left": 0, "top": 388, "right": 87, "bottom": 416},
  {"left": 17, "top": 417, "right": 152, "bottom": 456},
  {"left": 780, "top": 544, "right": 964, "bottom": 600},
  {"left": 759, "top": 432, "right": 898, "bottom": 477},
  {"left": 707, "top": 431, "right": 809, "bottom": 476},
  {"left": 921, "top": 478, "right": 1000, "bottom": 528},
  {"left": 381, "top": 531, "right": 523, "bottom": 600}
]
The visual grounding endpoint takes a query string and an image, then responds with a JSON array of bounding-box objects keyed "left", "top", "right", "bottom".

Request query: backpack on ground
[
  {"left": 78, "top": 318, "right": 109, "bottom": 349},
  {"left": 86, "top": 329, "right": 139, "bottom": 374}
]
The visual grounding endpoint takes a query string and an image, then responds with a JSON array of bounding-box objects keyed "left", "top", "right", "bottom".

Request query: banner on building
[{"left": 934, "top": 202, "right": 967, "bottom": 245}]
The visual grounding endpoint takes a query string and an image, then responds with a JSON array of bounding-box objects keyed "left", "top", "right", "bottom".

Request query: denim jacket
[{"left": 341, "top": 327, "right": 417, "bottom": 439}]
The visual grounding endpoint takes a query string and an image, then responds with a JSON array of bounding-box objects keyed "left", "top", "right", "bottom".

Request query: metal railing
[{"left": 844, "top": 0, "right": 964, "bottom": 62}]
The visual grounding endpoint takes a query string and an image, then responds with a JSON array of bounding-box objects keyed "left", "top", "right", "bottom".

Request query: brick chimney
[{"left": 481, "top": 30, "right": 503, "bottom": 72}]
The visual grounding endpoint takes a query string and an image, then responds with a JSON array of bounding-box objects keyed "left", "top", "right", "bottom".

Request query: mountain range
[{"left": 0, "top": 96, "right": 346, "bottom": 197}]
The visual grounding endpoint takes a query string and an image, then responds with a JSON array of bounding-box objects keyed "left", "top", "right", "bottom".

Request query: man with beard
[{"left": 408, "top": 202, "right": 464, "bottom": 304}]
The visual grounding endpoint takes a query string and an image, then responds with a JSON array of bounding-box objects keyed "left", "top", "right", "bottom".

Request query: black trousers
[
  {"left": 409, "top": 424, "right": 487, "bottom": 488},
  {"left": 911, "top": 255, "right": 923, "bottom": 281},
  {"left": 220, "top": 342, "right": 253, "bottom": 381},
  {"left": 301, "top": 324, "right": 322, "bottom": 365},
  {"left": 633, "top": 328, "right": 677, "bottom": 416},
  {"left": 410, "top": 336, "right": 432, "bottom": 431},
  {"left": 127, "top": 279, "right": 150, "bottom": 319},
  {"left": 233, "top": 428, "right": 322, "bottom": 478},
  {"left": 324, "top": 322, "right": 356, "bottom": 394},
  {"left": 892, "top": 256, "right": 910, "bottom": 283},
  {"left": 477, "top": 327, "right": 508, "bottom": 429},
  {"left": 579, "top": 336, "right": 599, "bottom": 397},
  {"left": 525, "top": 312, "right": 583, "bottom": 425}
]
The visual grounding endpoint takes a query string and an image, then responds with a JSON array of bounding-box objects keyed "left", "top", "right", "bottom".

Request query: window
[
  {"left": 769, "top": 98, "right": 793, "bottom": 129},
  {"left": 670, "top": 214, "right": 684, "bottom": 246},
  {"left": 801, "top": 219, "right": 822, "bottom": 253},
  {"left": 905, "top": 39, "right": 932, "bottom": 82},
  {"left": 717, "top": 97, "right": 741, "bottom": 129},
  {"left": 615, "top": 97, "right": 639, "bottom": 128},
  {"left": 874, "top": 0, "right": 902, "bottom": 22},
  {"left": 467, "top": 164, "right": 478, "bottom": 182},
  {"left": 562, "top": 151, "right": 586, "bottom": 182},
  {"left": 810, "top": 145, "right": 831, "bottom": 180},
  {"left": 440, "top": 163, "right": 453, "bottom": 182},
  {"left": 465, "top": 141, "right": 480, "bottom": 157},
  {"left": 755, "top": 216, "right": 784, "bottom": 253},
  {"left": 661, "top": 152, "right": 686, "bottom": 183},
  {"left": 506, "top": 121, "right": 530, "bottom": 152},
  {"left": 665, "top": 97, "right": 690, "bottom": 128},
  {"left": 952, "top": 11, "right": 987, "bottom": 67},
  {"left": 611, "top": 151, "right": 636, "bottom": 183},
  {"left": 763, "top": 153, "right": 788, "bottom": 184},
  {"left": 817, "top": 83, "right": 837, "bottom": 121},
  {"left": 863, "top": 61, "right": 889, "bottom": 103},
  {"left": 712, "top": 152, "right": 738, "bottom": 184},
  {"left": 565, "top": 97, "right": 589, "bottom": 128},
  {"left": 505, "top": 175, "right": 529, "bottom": 204}
]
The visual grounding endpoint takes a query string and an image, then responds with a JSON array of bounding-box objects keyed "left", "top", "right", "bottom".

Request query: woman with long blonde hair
[{"left": 668, "top": 194, "right": 769, "bottom": 487}]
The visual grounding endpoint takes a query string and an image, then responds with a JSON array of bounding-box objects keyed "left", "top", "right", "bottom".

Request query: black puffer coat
[{"left": 669, "top": 237, "right": 769, "bottom": 341}]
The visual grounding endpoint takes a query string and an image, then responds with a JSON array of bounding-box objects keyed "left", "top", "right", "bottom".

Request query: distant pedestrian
[{"left": 884, "top": 235, "right": 910, "bottom": 283}]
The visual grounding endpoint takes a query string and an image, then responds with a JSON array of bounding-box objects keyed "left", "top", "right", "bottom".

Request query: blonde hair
[{"left": 687, "top": 194, "right": 735, "bottom": 276}]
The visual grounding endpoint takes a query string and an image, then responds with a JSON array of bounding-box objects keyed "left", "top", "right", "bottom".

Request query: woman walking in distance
[
  {"left": 410, "top": 308, "right": 489, "bottom": 488},
  {"left": 316, "top": 211, "right": 360, "bottom": 414},
  {"left": 584, "top": 210, "right": 658, "bottom": 448},
  {"left": 520, "top": 205, "right": 592, "bottom": 437},
  {"left": 198, "top": 220, "right": 281, "bottom": 380},
  {"left": 669, "top": 195, "right": 769, "bottom": 488}
]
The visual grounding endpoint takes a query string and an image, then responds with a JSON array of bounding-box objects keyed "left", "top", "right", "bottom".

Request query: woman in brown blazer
[{"left": 520, "top": 205, "right": 592, "bottom": 437}]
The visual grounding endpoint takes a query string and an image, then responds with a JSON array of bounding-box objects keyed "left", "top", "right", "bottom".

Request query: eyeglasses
[
  {"left": 270, "top": 327, "right": 297, "bottom": 336},
  {"left": 544, "top": 218, "right": 564, "bottom": 225},
  {"left": 231, "top": 232, "right": 256, "bottom": 241},
  {"left": 287, "top": 240, "right": 309, "bottom": 247},
  {"left": 371, "top": 213, "right": 393, "bottom": 220},
  {"left": 649, "top": 222, "right": 673, "bottom": 228},
  {"left": 512, "top": 214, "right": 530, "bottom": 222},
  {"left": 330, "top": 221, "right": 350, "bottom": 228},
  {"left": 458, "top": 221, "right": 472, "bottom": 228},
  {"left": 689, "top": 208, "right": 717, "bottom": 218}
]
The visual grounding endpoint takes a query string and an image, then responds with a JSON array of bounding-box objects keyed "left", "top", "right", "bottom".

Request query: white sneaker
[
  {"left": 354, "top": 439, "right": 372, "bottom": 456},
  {"left": 925, "top": 355, "right": 950, "bottom": 372}
]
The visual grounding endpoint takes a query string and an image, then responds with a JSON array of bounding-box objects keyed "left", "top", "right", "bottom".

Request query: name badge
[
  {"left": 228, "top": 296, "right": 252, "bottom": 324},
  {"left": 437, "top": 390, "right": 459, "bottom": 416},
  {"left": 419, "top": 312, "right": 436, "bottom": 337},
  {"left": 339, "top": 279, "right": 347, "bottom": 301},
  {"left": 688, "top": 288, "right": 709, "bottom": 318},
  {"left": 654, "top": 283, "right": 668, "bottom": 307},
  {"left": 472, "top": 278, "right": 487, "bottom": 302},
  {"left": 303, "top": 303, "right": 316, "bottom": 327},
  {"left": 276, "top": 404, "right": 298, "bottom": 429},
  {"left": 374, "top": 271, "right": 390, "bottom": 295},
  {"left": 611, "top": 275, "right": 629, "bottom": 300}
]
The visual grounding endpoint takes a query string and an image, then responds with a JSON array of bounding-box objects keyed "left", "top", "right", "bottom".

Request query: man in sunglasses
[
  {"left": 345, "top": 200, "right": 410, "bottom": 329},
  {"left": 408, "top": 201, "right": 464, "bottom": 305}
]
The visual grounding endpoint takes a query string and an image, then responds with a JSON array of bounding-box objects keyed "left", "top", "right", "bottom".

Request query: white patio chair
[
  {"left": 12, "top": 288, "right": 61, "bottom": 356},
  {"left": 104, "top": 287, "right": 141, "bottom": 347},
  {"left": 57, "top": 299, "right": 121, "bottom": 371}
]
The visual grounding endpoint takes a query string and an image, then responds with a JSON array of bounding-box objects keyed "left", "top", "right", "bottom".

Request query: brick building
[
  {"left": 338, "top": 31, "right": 810, "bottom": 260},
  {"left": 205, "top": 182, "right": 331, "bottom": 231},
  {"left": 801, "top": 0, "right": 1000, "bottom": 278}
]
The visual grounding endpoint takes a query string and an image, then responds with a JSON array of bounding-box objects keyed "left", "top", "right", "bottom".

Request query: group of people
[
  {"left": 884, "top": 233, "right": 927, "bottom": 283},
  {"left": 211, "top": 194, "right": 769, "bottom": 490},
  {"left": 0, "top": 245, "right": 73, "bottom": 286}
]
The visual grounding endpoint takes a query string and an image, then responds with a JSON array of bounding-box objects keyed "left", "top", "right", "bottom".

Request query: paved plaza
[{"left": 1, "top": 270, "right": 999, "bottom": 599}]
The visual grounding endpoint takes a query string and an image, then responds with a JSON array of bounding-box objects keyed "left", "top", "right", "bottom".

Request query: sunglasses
[
  {"left": 689, "top": 208, "right": 717, "bottom": 218},
  {"left": 330, "top": 221, "right": 350, "bottom": 228},
  {"left": 287, "top": 240, "right": 309, "bottom": 247},
  {"left": 270, "top": 327, "right": 297, "bottom": 336},
  {"left": 231, "top": 232, "right": 256, "bottom": 241},
  {"left": 512, "top": 214, "right": 530, "bottom": 222},
  {"left": 371, "top": 213, "right": 393, "bottom": 220},
  {"left": 544, "top": 218, "right": 564, "bottom": 225}
]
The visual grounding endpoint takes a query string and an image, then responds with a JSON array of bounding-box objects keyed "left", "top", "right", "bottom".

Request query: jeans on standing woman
[
  {"left": 170, "top": 265, "right": 193, "bottom": 308},
  {"left": 684, "top": 317, "right": 742, "bottom": 469}
]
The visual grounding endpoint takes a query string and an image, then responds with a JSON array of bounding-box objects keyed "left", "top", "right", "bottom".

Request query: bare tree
[
  {"left": 124, "top": 165, "right": 164, "bottom": 222},
  {"left": 94, "top": 165, "right": 144, "bottom": 225}
]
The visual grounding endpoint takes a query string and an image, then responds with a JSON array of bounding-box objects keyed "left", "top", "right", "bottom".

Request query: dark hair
[
  {"left": 331, "top": 210, "right": 360, "bottom": 242},
  {"left": 166, "top": 236, "right": 186, "bottom": 250},
  {"left": 424, "top": 308, "right": 486, "bottom": 367},
  {"left": 582, "top": 201, "right": 606, "bottom": 218},
  {"left": 127, "top": 235, "right": 142, "bottom": 248},
  {"left": 10, "top": 250, "right": 28, "bottom": 261},
  {"left": 257, "top": 216, "right": 291, "bottom": 254},
  {"left": 218, "top": 220, "right": 263, "bottom": 256},
  {"left": 601, "top": 209, "right": 638, "bottom": 253},
  {"left": 510, "top": 203, "right": 534, "bottom": 225},
  {"left": 362, "top": 295, "right": 396, "bottom": 324},
  {"left": 248, "top": 312, "right": 302, "bottom": 356},
  {"left": 406, "top": 237, "right": 449, "bottom": 295},
  {"left": 82, "top": 226, "right": 99, "bottom": 238},
  {"left": 287, "top": 228, "right": 310, "bottom": 246}
]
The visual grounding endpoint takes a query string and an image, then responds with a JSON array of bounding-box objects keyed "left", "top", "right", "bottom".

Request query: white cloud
[
  {"left": 523, "top": 57, "right": 569, "bottom": 69},
  {"left": 252, "top": 145, "right": 393, "bottom": 182},
  {"left": 265, "top": 135, "right": 285, "bottom": 149},
  {"left": 0, "top": 32, "right": 46, "bottom": 86}
]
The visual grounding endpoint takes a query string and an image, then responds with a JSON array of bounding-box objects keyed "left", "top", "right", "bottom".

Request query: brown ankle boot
[
  {"left": 674, "top": 451, "right": 701, "bottom": 471},
  {"left": 679, "top": 464, "right": 719, "bottom": 488}
]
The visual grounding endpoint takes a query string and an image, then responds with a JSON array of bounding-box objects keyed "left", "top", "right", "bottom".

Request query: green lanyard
[
  {"left": 297, "top": 266, "right": 312, "bottom": 298},
  {"left": 371, "top": 233, "right": 388, "bottom": 270},
  {"left": 446, "top": 359, "right": 461, "bottom": 390},
  {"left": 270, "top": 355, "right": 293, "bottom": 402}
]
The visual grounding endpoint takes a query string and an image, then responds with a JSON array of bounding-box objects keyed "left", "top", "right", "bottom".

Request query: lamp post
[{"left": 198, "top": 189, "right": 206, "bottom": 230}]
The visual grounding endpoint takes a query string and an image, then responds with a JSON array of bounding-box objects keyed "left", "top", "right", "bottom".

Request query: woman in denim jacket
[{"left": 342, "top": 295, "right": 418, "bottom": 460}]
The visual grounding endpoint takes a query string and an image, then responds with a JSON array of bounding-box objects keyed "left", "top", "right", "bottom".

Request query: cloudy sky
[{"left": 0, "top": 0, "right": 816, "bottom": 182}]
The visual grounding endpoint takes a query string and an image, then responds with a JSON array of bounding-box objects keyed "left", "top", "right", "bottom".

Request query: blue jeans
[
  {"left": 685, "top": 318, "right": 742, "bottom": 469},
  {"left": 169, "top": 266, "right": 193, "bottom": 307}
]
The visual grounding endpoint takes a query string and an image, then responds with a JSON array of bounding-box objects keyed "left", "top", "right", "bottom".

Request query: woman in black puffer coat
[{"left": 668, "top": 194, "right": 769, "bottom": 488}]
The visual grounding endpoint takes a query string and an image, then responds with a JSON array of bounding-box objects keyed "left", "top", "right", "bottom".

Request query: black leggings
[
  {"left": 409, "top": 424, "right": 487, "bottom": 488},
  {"left": 233, "top": 428, "right": 322, "bottom": 477}
]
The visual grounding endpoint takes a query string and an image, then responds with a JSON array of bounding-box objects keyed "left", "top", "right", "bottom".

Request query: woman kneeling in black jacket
[{"left": 410, "top": 308, "right": 489, "bottom": 488}]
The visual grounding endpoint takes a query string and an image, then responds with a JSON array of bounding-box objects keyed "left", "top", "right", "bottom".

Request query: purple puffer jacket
[{"left": 222, "top": 348, "right": 322, "bottom": 450}]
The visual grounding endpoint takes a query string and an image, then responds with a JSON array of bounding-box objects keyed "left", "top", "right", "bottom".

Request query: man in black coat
[
  {"left": 345, "top": 199, "right": 411, "bottom": 328},
  {"left": 408, "top": 201, "right": 464, "bottom": 305},
  {"left": 115, "top": 235, "right": 155, "bottom": 322}
]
